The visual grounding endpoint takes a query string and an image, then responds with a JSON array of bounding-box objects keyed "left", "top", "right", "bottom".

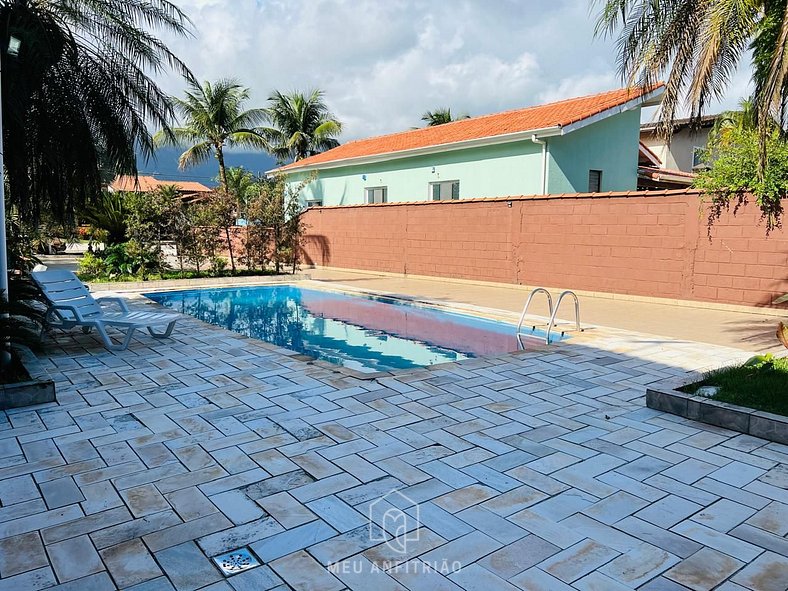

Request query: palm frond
[
  {"left": 0, "top": 0, "right": 194, "bottom": 225},
  {"left": 264, "top": 89, "right": 342, "bottom": 161}
]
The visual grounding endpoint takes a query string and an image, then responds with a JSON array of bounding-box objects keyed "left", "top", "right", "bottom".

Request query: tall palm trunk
[
  {"left": 224, "top": 226, "right": 236, "bottom": 273},
  {"left": 216, "top": 143, "right": 229, "bottom": 191},
  {"left": 215, "top": 143, "right": 236, "bottom": 272}
]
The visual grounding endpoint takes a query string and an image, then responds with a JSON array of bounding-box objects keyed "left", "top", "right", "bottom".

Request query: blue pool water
[{"left": 145, "top": 285, "right": 549, "bottom": 373}]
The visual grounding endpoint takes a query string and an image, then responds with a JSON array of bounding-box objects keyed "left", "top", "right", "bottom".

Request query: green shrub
[
  {"left": 210, "top": 257, "right": 227, "bottom": 275},
  {"left": 78, "top": 252, "right": 107, "bottom": 279}
]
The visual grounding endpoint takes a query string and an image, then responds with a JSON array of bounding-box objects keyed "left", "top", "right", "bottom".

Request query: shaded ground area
[
  {"left": 308, "top": 268, "right": 788, "bottom": 354},
  {"left": 0, "top": 289, "right": 785, "bottom": 590}
]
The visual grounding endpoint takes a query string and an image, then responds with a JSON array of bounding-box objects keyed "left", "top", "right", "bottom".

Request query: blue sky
[{"left": 152, "top": 0, "right": 752, "bottom": 184}]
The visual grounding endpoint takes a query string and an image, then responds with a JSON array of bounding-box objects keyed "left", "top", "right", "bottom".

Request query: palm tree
[
  {"left": 155, "top": 79, "right": 267, "bottom": 191},
  {"left": 421, "top": 108, "right": 471, "bottom": 126},
  {"left": 594, "top": 0, "right": 787, "bottom": 172},
  {"left": 0, "top": 0, "right": 192, "bottom": 225},
  {"left": 224, "top": 167, "right": 260, "bottom": 218},
  {"left": 707, "top": 98, "right": 760, "bottom": 150},
  {"left": 263, "top": 90, "right": 342, "bottom": 163}
]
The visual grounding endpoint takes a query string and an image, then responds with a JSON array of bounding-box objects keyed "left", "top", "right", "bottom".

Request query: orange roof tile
[
  {"left": 110, "top": 175, "right": 211, "bottom": 193},
  {"left": 280, "top": 85, "right": 663, "bottom": 171}
]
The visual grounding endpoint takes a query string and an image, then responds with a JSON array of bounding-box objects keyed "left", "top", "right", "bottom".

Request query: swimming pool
[{"left": 145, "top": 285, "right": 551, "bottom": 373}]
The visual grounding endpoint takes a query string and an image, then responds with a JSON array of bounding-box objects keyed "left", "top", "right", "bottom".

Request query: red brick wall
[{"left": 301, "top": 191, "right": 788, "bottom": 308}]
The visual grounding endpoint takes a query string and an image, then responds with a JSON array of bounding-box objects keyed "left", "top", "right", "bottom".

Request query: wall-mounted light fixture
[
  {"left": 507, "top": 201, "right": 513, "bottom": 208},
  {"left": 7, "top": 37, "right": 20, "bottom": 57},
  {"left": 362, "top": 174, "right": 367, "bottom": 181},
  {"left": 431, "top": 167, "right": 436, "bottom": 174}
]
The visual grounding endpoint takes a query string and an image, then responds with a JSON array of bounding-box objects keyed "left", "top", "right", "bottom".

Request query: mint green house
[{"left": 274, "top": 86, "right": 664, "bottom": 206}]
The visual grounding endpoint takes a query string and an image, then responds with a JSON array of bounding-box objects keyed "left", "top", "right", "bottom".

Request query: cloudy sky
[{"left": 158, "top": 0, "right": 753, "bottom": 144}]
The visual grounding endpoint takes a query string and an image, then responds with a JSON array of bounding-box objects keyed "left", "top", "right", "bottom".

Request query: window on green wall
[
  {"left": 430, "top": 180, "right": 460, "bottom": 201},
  {"left": 365, "top": 187, "right": 387, "bottom": 204},
  {"left": 588, "top": 170, "right": 602, "bottom": 193}
]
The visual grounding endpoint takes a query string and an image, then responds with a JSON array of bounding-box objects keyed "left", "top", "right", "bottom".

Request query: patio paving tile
[
  {"left": 537, "top": 538, "right": 619, "bottom": 583},
  {"left": 731, "top": 550, "right": 788, "bottom": 591},
  {"left": 154, "top": 541, "right": 222, "bottom": 591},
  {"left": 0, "top": 291, "right": 781, "bottom": 589},
  {"left": 0, "top": 531, "right": 49, "bottom": 577},
  {"left": 663, "top": 547, "right": 744, "bottom": 591},
  {"left": 269, "top": 550, "right": 343, "bottom": 591},
  {"left": 46, "top": 534, "right": 104, "bottom": 583},
  {"left": 476, "top": 534, "right": 559, "bottom": 579},
  {"left": 99, "top": 539, "right": 162, "bottom": 588}
]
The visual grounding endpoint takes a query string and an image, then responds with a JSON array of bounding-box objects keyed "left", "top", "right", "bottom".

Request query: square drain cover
[{"left": 212, "top": 547, "right": 261, "bottom": 576}]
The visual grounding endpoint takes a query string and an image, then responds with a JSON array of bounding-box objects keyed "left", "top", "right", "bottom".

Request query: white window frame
[
  {"left": 429, "top": 180, "right": 460, "bottom": 201},
  {"left": 365, "top": 186, "right": 387, "bottom": 204}
]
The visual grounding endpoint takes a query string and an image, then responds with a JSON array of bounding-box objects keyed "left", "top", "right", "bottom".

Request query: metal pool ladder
[{"left": 516, "top": 288, "right": 583, "bottom": 345}]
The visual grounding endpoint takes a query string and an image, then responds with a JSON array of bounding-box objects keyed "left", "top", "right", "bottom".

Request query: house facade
[
  {"left": 639, "top": 115, "right": 717, "bottom": 173},
  {"left": 276, "top": 86, "right": 664, "bottom": 206}
]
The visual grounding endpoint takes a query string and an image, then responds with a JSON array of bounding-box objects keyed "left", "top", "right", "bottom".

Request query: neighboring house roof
[
  {"left": 109, "top": 175, "right": 211, "bottom": 194},
  {"left": 637, "top": 165, "right": 696, "bottom": 189},
  {"left": 640, "top": 114, "right": 718, "bottom": 133},
  {"left": 638, "top": 141, "right": 662, "bottom": 166},
  {"left": 276, "top": 85, "right": 664, "bottom": 173}
]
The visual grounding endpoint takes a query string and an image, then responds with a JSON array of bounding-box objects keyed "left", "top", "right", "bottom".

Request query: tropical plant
[
  {"left": 695, "top": 126, "right": 788, "bottom": 227},
  {"left": 155, "top": 79, "right": 267, "bottom": 191},
  {"left": 199, "top": 191, "right": 239, "bottom": 272},
  {"left": 224, "top": 167, "right": 260, "bottom": 219},
  {"left": 185, "top": 203, "right": 220, "bottom": 273},
  {"left": 594, "top": 0, "right": 788, "bottom": 225},
  {"left": 125, "top": 185, "right": 182, "bottom": 274},
  {"left": 421, "top": 108, "right": 470, "bottom": 126},
  {"left": 0, "top": 0, "right": 192, "bottom": 225},
  {"left": 246, "top": 173, "right": 310, "bottom": 273},
  {"left": 0, "top": 275, "right": 48, "bottom": 362},
  {"left": 263, "top": 90, "right": 342, "bottom": 163},
  {"left": 78, "top": 252, "right": 107, "bottom": 280},
  {"left": 81, "top": 192, "right": 128, "bottom": 245}
]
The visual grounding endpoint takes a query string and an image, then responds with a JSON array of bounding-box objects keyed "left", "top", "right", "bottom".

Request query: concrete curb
[
  {"left": 646, "top": 382, "right": 788, "bottom": 445},
  {"left": 87, "top": 273, "right": 311, "bottom": 293}
]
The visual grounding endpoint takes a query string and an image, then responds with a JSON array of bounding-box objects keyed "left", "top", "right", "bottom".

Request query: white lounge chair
[{"left": 31, "top": 270, "right": 179, "bottom": 351}]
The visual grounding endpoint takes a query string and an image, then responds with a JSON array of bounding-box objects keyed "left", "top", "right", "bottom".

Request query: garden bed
[{"left": 646, "top": 355, "right": 788, "bottom": 444}]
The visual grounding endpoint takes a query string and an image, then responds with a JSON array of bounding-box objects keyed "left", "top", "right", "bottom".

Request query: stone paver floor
[{"left": 1, "top": 289, "right": 786, "bottom": 591}]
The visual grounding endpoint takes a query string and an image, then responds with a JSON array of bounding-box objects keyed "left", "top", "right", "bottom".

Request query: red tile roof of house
[
  {"left": 280, "top": 85, "right": 663, "bottom": 171},
  {"left": 110, "top": 175, "right": 211, "bottom": 193}
]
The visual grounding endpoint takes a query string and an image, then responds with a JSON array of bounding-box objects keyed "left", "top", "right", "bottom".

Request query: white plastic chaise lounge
[{"left": 31, "top": 270, "right": 179, "bottom": 351}]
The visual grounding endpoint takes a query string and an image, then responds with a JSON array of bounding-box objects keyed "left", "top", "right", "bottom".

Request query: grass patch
[{"left": 680, "top": 354, "right": 788, "bottom": 416}]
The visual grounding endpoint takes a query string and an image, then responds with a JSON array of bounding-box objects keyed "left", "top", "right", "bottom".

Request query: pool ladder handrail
[{"left": 517, "top": 288, "right": 583, "bottom": 345}]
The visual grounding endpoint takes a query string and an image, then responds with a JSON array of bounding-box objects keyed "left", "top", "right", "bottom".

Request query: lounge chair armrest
[
  {"left": 48, "top": 304, "right": 85, "bottom": 322},
  {"left": 95, "top": 297, "right": 129, "bottom": 314}
]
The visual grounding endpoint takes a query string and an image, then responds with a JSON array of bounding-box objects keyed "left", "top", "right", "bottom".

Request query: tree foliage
[
  {"left": 155, "top": 79, "right": 267, "bottom": 191},
  {"left": 594, "top": 0, "right": 788, "bottom": 188},
  {"left": 244, "top": 174, "right": 310, "bottom": 273},
  {"left": 421, "top": 108, "right": 470, "bottom": 126},
  {"left": 695, "top": 126, "right": 788, "bottom": 229},
  {"left": 263, "top": 90, "right": 342, "bottom": 163},
  {"left": 81, "top": 192, "right": 129, "bottom": 245},
  {"left": 0, "top": 0, "right": 192, "bottom": 225}
]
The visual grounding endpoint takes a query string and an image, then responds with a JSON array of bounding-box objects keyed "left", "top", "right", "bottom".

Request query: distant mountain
[{"left": 137, "top": 148, "right": 277, "bottom": 187}]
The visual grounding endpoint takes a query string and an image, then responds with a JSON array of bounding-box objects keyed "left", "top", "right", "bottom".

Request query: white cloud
[{"left": 157, "top": 0, "right": 755, "bottom": 142}]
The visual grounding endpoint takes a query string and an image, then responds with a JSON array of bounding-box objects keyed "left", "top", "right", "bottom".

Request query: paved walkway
[
  {"left": 0, "top": 287, "right": 786, "bottom": 590},
  {"left": 308, "top": 268, "right": 788, "bottom": 354}
]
